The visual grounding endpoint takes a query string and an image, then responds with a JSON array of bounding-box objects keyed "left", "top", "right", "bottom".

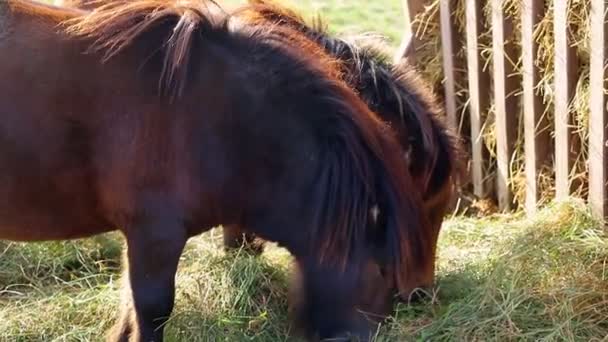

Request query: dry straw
[{"left": 410, "top": 0, "right": 593, "bottom": 209}]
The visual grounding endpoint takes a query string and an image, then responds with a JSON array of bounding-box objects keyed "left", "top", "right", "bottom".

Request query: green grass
[
  {"left": 271, "top": 0, "right": 405, "bottom": 46},
  {"left": 2, "top": 199, "right": 607, "bottom": 341}
]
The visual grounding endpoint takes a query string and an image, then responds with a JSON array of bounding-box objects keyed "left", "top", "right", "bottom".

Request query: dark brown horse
[
  {"left": 0, "top": 0, "right": 431, "bottom": 341},
  {"left": 227, "top": 0, "right": 463, "bottom": 294},
  {"left": 60, "top": 0, "right": 463, "bottom": 297}
]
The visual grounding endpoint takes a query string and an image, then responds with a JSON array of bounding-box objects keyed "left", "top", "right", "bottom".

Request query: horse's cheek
[{"left": 359, "top": 260, "right": 394, "bottom": 318}]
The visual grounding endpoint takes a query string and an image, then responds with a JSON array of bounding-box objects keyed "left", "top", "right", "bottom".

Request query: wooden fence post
[
  {"left": 522, "top": 0, "right": 549, "bottom": 214},
  {"left": 492, "top": 0, "right": 519, "bottom": 211},
  {"left": 396, "top": 0, "right": 427, "bottom": 62},
  {"left": 588, "top": 0, "right": 608, "bottom": 223},
  {"left": 439, "top": 0, "right": 460, "bottom": 133},
  {"left": 465, "top": 0, "right": 491, "bottom": 198},
  {"left": 554, "top": 0, "right": 579, "bottom": 199}
]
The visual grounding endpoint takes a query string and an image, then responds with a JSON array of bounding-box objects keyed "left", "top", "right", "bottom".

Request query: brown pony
[
  {"left": 227, "top": 0, "right": 463, "bottom": 295},
  {"left": 60, "top": 0, "right": 463, "bottom": 297},
  {"left": 0, "top": 0, "right": 430, "bottom": 341}
]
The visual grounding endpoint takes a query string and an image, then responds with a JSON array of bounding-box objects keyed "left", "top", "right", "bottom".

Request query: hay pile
[
  {"left": 410, "top": 0, "right": 592, "bottom": 209},
  {"left": 383, "top": 199, "right": 608, "bottom": 340}
]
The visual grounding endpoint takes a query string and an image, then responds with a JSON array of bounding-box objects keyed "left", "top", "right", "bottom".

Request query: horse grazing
[
  {"left": 0, "top": 0, "right": 429, "bottom": 341},
  {"left": 60, "top": 0, "right": 463, "bottom": 297},
  {"left": 226, "top": 0, "right": 463, "bottom": 294}
]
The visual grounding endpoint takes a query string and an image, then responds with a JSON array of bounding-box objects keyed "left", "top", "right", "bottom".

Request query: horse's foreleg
[
  {"left": 107, "top": 252, "right": 136, "bottom": 342},
  {"left": 290, "top": 257, "right": 378, "bottom": 342},
  {"left": 222, "top": 224, "right": 264, "bottom": 255},
  {"left": 108, "top": 216, "right": 187, "bottom": 342}
]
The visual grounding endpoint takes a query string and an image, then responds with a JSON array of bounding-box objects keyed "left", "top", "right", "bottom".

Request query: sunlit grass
[{"left": 2, "top": 200, "right": 607, "bottom": 341}]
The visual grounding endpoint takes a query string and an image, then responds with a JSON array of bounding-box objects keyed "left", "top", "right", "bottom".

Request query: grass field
[
  {"left": 6, "top": 1, "right": 608, "bottom": 341},
  {"left": 1, "top": 200, "right": 607, "bottom": 341}
]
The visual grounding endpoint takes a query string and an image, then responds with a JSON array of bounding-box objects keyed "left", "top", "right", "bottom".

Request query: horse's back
[{"left": 0, "top": 4, "right": 321, "bottom": 243}]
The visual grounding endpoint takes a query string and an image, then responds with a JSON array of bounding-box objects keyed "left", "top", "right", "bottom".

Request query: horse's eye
[{"left": 379, "top": 266, "right": 387, "bottom": 278}]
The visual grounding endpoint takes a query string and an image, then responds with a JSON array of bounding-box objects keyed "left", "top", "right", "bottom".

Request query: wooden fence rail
[{"left": 400, "top": 0, "right": 608, "bottom": 222}]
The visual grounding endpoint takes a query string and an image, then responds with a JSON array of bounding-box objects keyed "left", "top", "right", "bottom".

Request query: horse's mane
[
  {"left": 234, "top": 0, "right": 326, "bottom": 34},
  {"left": 236, "top": 0, "right": 465, "bottom": 199},
  {"left": 65, "top": 0, "right": 229, "bottom": 99},
  {"left": 64, "top": 0, "right": 348, "bottom": 98}
]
